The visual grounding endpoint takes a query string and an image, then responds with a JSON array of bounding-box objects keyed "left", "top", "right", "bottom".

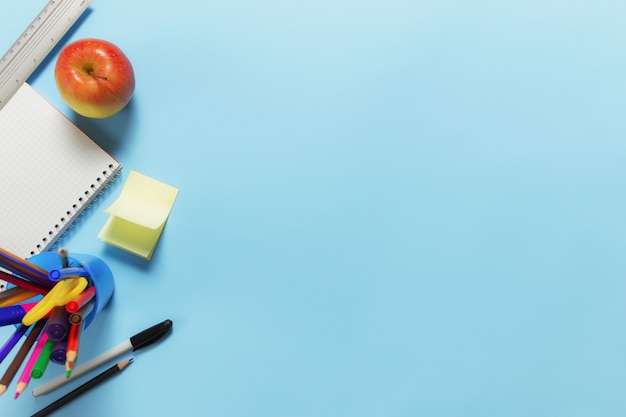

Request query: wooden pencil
[
  {"left": 32, "top": 359, "right": 133, "bottom": 417},
  {"left": 0, "top": 287, "right": 37, "bottom": 307},
  {"left": 65, "top": 320, "right": 84, "bottom": 377},
  {"left": 0, "top": 319, "right": 46, "bottom": 396},
  {"left": 14, "top": 331, "right": 49, "bottom": 398},
  {"left": 0, "top": 248, "right": 52, "bottom": 288},
  {"left": 0, "top": 270, "right": 50, "bottom": 295},
  {"left": 0, "top": 325, "right": 29, "bottom": 365}
]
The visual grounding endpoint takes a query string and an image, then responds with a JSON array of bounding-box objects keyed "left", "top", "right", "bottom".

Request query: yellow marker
[{"left": 22, "top": 278, "right": 88, "bottom": 326}]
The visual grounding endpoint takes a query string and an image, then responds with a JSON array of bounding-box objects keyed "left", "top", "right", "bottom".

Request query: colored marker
[
  {"left": 22, "top": 277, "right": 88, "bottom": 326},
  {"left": 0, "top": 303, "right": 39, "bottom": 326},
  {"left": 65, "top": 286, "right": 96, "bottom": 313},
  {"left": 48, "top": 267, "right": 90, "bottom": 282},
  {"left": 31, "top": 338, "right": 54, "bottom": 379},
  {"left": 33, "top": 319, "right": 173, "bottom": 396},
  {"left": 0, "top": 325, "right": 29, "bottom": 364},
  {"left": 15, "top": 332, "right": 49, "bottom": 399},
  {"left": 50, "top": 338, "right": 67, "bottom": 365},
  {"left": 69, "top": 300, "right": 95, "bottom": 325},
  {"left": 45, "top": 307, "right": 70, "bottom": 340},
  {"left": 65, "top": 321, "right": 84, "bottom": 377},
  {"left": 0, "top": 320, "right": 46, "bottom": 396},
  {"left": 0, "top": 287, "right": 38, "bottom": 308}
]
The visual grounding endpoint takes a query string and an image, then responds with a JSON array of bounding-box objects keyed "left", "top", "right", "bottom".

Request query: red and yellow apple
[{"left": 55, "top": 38, "right": 135, "bottom": 118}]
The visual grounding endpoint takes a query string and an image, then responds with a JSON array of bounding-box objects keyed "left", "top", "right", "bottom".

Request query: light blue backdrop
[{"left": 2, "top": 1, "right": 626, "bottom": 416}]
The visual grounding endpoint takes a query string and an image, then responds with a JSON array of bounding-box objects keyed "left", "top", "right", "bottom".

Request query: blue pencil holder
[{"left": 26, "top": 251, "right": 114, "bottom": 328}]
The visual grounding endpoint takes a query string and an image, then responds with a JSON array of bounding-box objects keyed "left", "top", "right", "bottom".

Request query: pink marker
[{"left": 14, "top": 332, "right": 49, "bottom": 399}]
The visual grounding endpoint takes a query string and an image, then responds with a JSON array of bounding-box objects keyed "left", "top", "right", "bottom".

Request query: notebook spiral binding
[{"left": 28, "top": 166, "right": 123, "bottom": 258}]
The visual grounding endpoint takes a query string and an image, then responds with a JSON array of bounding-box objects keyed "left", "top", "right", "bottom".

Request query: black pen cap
[{"left": 130, "top": 319, "right": 173, "bottom": 351}]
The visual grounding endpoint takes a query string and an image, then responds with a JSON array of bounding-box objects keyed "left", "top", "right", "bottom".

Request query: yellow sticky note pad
[{"left": 98, "top": 170, "right": 179, "bottom": 259}]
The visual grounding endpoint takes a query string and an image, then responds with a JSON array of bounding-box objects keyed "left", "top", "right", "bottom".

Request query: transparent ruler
[{"left": 0, "top": 0, "right": 92, "bottom": 111}]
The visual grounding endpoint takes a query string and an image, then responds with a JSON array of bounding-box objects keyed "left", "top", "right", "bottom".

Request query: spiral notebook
[{"left": 0, "top": 83, "right": 121, "bottom": 260}]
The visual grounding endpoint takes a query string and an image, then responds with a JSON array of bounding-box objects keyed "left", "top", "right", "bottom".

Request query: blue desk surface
[{"left": 3, "top": 1, "right": 626, "bottom": 416}]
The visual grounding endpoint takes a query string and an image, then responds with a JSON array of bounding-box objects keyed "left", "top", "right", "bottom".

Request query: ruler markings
[
  {"left": 0, "top": 0, "right": 70, "bottom": 86},
  {"left": 0, "top": 0, "right": 91, "bottom": 110},
  {"left": 0, "top": 1, "right": 64, "bottom": 83}
]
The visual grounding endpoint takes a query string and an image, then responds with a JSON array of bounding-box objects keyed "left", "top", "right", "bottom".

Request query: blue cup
[{"left": 27, "top": 252, "right": 114, "bottom": 328}]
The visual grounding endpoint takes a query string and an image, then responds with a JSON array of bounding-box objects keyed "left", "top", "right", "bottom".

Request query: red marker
[{"left": 65, "top": 286, "right": 95, "bottom": 313}]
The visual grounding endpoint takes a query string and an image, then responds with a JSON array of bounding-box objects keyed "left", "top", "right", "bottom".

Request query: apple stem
[{"left": 89, "top": 70, "right": 108, "bottom": 81}]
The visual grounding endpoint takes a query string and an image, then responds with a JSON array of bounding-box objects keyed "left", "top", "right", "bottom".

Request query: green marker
[{"left": 31, "top": 338, "right": 55, "bottom": 379}]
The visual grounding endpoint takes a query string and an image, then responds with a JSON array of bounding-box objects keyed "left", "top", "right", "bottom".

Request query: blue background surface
[{"left": 2, "top": 0, "right": 626, "bottom": 416}]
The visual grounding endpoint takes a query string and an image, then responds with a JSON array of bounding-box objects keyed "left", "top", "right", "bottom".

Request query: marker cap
[
  {"left": 27, "top": 252, "right": 114, "bottom": 328},
  {"left": 50, "top": 338, "right": 67, "bottom": 365}
]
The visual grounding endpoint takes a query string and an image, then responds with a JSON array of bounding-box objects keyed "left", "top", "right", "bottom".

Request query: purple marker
[
  {"left": 46, "top": 306, "right": 70, "bottom": 340},
  {"left": 0, "top": 302, "right": 38, "bottom": 326},
  {"left": 50, "top": 338, "right": 68, "bottom": 365},
  {"left": 0, "top": 324, "right": 29, "bottom": 364}
]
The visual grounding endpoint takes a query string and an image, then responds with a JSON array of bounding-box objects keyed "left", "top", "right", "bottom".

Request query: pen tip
[
  {"left": 66, "top": 370, "right": 72, "bottom": 378},
  {"left": 14, "top": 393, "right": 19, "bottom": 400}
]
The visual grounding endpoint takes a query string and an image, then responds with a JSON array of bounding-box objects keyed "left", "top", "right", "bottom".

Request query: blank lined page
[{"left": 0, "top": 83, "right": 121, "bottom": 258}]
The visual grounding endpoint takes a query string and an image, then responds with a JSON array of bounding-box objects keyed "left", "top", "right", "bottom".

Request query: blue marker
[
  {"left": 48, "top": 268, "right": 90, "bottom": 282},
  {"left": 0, "top": 302, "right": 38, "bottom": 326}
]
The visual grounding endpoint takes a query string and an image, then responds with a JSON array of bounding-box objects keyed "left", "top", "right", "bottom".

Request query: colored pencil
[
  {"left": 0, "top": 287, "right": 37, "bottom": 308},
  {"left": 0, "top": 319, "right": 46, "bottom": 396},
  {"left": 14, "top": 332, "right": 49, "bottom": 398},
  {"left": 0, "top": 270, "right": 50, "bottom": 295},
  {"left": 0, "top": 248, "right": 52, "bottom": 288},
  {"left": 65, "top": 285, "right": 96, "bottom": 313},
  {"left": 0, "top": 324, "right": 29, "bottom": 364},
  {"left": 31, "top": 359, "right": 133, "bottom": 417},
  {"left": 65, "top": 320, "right": 84, "bottom": 377}
]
